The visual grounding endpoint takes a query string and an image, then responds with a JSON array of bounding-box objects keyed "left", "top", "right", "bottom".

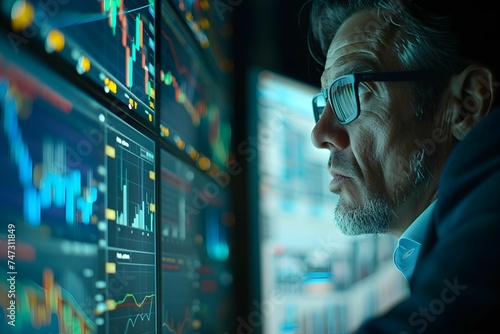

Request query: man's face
[{"left": 311, "top": 10, "right": 439, "bottom": 236}]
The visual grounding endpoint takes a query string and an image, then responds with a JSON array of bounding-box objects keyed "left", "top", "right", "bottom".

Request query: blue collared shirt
[{"left": 393, "top": 200, "right": 437, "bottom": 281}]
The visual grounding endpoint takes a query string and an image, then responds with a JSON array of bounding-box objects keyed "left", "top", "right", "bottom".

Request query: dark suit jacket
[{"left": 357, "top": 105, "right": 500, "bottom": 333}]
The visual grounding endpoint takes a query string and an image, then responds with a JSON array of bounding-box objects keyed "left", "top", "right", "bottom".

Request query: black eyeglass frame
[{"left": 312, "top": 70, "right": 440, "bottom": 125}]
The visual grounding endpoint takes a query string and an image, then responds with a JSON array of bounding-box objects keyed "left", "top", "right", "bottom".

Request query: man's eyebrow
[
  {"left": 321, "top": 63, "right": 375, "bottom": 89},
  {"left": 343, "top": 62, "right": 375, "bottom": 74}
]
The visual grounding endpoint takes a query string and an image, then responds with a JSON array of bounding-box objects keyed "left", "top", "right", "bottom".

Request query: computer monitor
[
  {"left": 168, "top": 0, "right": 233, "bottom": 76},
  {"left": 160, "top": 148, "right": 234, "bottom": 334},
  {"left": 158, "top": 1, "right": 232, "bottom": 176},
  {"left": 0, "top": 1, "right": 236, "bottom": 333},
  {"left": 0, "top": 33, "right": 157, "bottom": 333}
]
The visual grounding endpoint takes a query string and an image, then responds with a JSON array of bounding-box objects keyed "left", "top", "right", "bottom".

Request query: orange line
[
  {"left": 160, "top": 31, "right": 197, "bottom": 87},
  {"left": 120, "top": 1, "right": 127, "bottom": 47}
]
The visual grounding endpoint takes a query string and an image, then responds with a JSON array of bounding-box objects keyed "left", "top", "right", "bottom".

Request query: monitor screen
[
  {"left": 168, "top": 0, "right": 233, "bottom": 76},
  {"left": 158, "top": 2, "right": 232, "bottom": 176},
  {"left": 104, "top": 112, "right": 157, "bottom": 333},
  {"left": 1, "top": 0, "right": 156, "bottom": 124},
  {"left": 160, "top": 148, "right": 234, "bottom": 334},
  {"left": 0, "top": 1, "right": 236, "bottom": 332},
  {"left": 0, "top": 32, "right": 157, "bottom": 334}
]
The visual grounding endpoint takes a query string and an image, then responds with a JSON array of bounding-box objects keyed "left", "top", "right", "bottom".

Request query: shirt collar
[{"left": 393, "top": 200, "right": 437, "bottom": 281}]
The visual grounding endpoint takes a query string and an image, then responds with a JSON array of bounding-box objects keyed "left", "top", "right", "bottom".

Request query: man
[{"left": 308, "top": 0, "right": 500, "bottom": 333}]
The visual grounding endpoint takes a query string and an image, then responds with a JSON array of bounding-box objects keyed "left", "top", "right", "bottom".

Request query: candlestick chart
[{"left": 5, "top": 0, "right": 156, "bottom": 124}]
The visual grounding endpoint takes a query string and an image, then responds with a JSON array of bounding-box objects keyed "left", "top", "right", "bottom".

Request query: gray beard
[
  {"left": 333, "top": 149, "right": 431, "bottom": 235},
  {"left": 334, "top": 196, "right": 393, "bottom": 235}
]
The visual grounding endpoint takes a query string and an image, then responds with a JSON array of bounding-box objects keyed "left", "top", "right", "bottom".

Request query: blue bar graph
[{"left": 1, "top": 78, "right": 98, "bottom": 226}]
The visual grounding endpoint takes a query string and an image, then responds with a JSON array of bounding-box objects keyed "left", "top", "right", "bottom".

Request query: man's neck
[{"left": 390, "top": 188, "right": 439, "bottom": 238}]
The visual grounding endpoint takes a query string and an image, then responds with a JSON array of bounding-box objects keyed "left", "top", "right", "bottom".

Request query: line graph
[
  {"left": 115, "top": 293, "right": 155, "bottom": 308},
  {"left": 122, "top": 299, "right": 155, "bottom": 334},
  {"left": 109, "top": 292, "right": 156, "bottom": 334},
  {"left": 162, "top": 306, "right": 200, "bottom": 334},
  {"left": 50, "top": 4, "right": 151, "bottom": 30},
  {"left": 159, "top": 6, "right": 232, "bottom": 170},
  {"left": 106, "top": 257, "right": 157, "bottom": 334},
  {"left": 159, "top": 29, "right": 206, "bottom": 126}
]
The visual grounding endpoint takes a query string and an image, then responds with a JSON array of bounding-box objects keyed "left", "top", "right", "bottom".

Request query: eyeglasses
[{"left": 312, "top": 71, "right": 436, "bottom": 125}]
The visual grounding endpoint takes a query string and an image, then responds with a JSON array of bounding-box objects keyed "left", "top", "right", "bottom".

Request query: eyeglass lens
[
  {"left": 330, "top": 77, "right": 357, "bottom": 123},
  {"left": 313, "top": 76, "right": 357, "bottom": 124}
]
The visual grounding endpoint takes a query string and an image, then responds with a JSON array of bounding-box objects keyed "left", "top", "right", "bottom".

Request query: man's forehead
[
  {"left": 326, "top": 10, "right": 388, "bottom": 61},
  {"left": 323, "top": 10, "right": 393, "bottom": 85}
]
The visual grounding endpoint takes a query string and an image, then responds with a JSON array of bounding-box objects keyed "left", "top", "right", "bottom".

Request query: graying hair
[{"left": 307, "top": 0, "right": 471, "bottom": 118}]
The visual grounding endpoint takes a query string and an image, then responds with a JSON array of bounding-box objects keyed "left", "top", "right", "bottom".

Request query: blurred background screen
[{"left": 247, "top": 69, "right": 409, "bottom": 334}]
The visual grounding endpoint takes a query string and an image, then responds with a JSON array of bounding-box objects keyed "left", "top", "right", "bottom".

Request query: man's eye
[{"left": 358, "top": 83, "right": 374, "bottom": 104}]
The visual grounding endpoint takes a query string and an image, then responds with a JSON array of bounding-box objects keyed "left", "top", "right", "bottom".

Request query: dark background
[
  {"left": 230, "top": 0, "right": 323, "bottom": 331},
  {"left": 232, "top": 0, "right": 321, "bottom": 87}
]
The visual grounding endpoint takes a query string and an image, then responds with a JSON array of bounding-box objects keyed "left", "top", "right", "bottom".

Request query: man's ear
[{"left": 449, "top": 64, "right": 497, "bottom": 140}]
